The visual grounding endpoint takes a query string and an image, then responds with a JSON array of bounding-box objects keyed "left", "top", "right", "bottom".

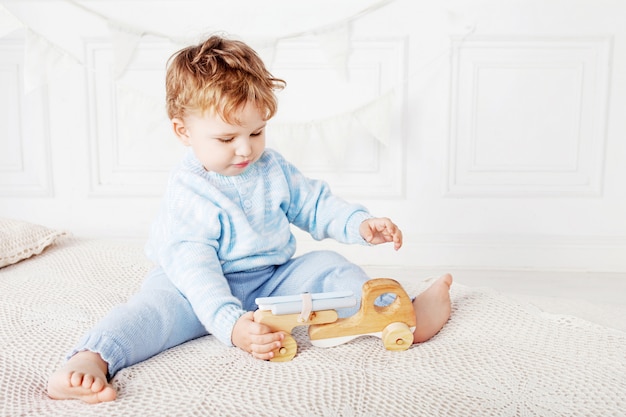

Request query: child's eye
[
  {"left": 250, "top": 131, "right": 263, "bottom": 137},
  {"left": 217, "top": 137, "right": 233, "bottom": 143}
]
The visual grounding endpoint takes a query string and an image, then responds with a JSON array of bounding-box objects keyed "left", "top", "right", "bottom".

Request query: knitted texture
[
  {"left": 0, "top": 217, "right": 67, "bottom": 267},
  {"left": 1, "top": 238, "right": 625, "bottom": 416}
]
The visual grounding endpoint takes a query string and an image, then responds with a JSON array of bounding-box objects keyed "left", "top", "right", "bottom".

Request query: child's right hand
[{"left": 231, "top": 312, "right": 285, "bottom": 360}]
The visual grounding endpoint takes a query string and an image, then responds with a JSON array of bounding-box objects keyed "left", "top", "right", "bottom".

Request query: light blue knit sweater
[{"left": 145, "top": 148, "right": 371, "bottom": 346}]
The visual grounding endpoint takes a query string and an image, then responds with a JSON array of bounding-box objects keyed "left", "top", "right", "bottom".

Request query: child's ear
[{"left": 172, "top": 118, "right": 191, "bottom": 146}]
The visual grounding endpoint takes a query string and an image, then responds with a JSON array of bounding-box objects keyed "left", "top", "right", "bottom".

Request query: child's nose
[{"left": 236, "top": 139, "right": 252, "bottom": 156}]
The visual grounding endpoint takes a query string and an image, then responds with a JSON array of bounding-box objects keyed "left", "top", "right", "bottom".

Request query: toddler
[{"left": 47, "top": 35, "right": 452, "bottom": 404}]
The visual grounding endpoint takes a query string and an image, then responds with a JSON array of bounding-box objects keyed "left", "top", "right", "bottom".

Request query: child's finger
[
  {"left": 250, "top": 333, "right": 284, "bottom": 360},
  {"left": 393, "top": 229, "right": 403, "bottom": 250},
  {"left": 250, "top": 340, "right": 281, "bottom": 356}
]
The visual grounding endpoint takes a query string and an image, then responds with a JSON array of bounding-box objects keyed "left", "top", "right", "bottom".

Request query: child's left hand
[{"left": 359, "top": 217, "right": 403, "bottom": 251}]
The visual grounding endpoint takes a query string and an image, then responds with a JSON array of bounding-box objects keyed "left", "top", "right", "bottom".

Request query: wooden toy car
[
  {"left": 253, "top": 278, "right": 416, "bottom": 362},
  {"left": 309, "top": 278, "right": 416, "bottom": 351}
]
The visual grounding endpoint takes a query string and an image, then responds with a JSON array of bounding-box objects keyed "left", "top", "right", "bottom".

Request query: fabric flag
[
  {"left": 315, "top": 114, "right": 352, "bottom": 167},
  {"left": 313, "top": 23, "right": 352, "bottom": 82},
  {"left": 24, "top": 30, "right": 81, "bottom": 93},
  {"left": 270, "top": 90, "right": 395, "bottom": 165},
  {"left": 0, "top": 5, "right": 24, "bottom": 38},
  {"left": 108, "top": 22, "right": 144, "bottom": 79},
  {"left": 353, "top": 90, "right": 394, "bottom": 146}
]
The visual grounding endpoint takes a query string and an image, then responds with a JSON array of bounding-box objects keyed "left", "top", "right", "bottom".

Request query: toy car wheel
[
  {"left": 270, "top": 333, "right": 298, "bottom": 362},
  {"left": 381, "top": 322, "right": 413, "bottom": 351}
]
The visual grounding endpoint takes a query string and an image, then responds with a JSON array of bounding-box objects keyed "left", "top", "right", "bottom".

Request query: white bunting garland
[
  {"left": 267, "top": 90, "right": 395, "bottom": 164},
  {"left": 0, "top": 0, "right": 474, "bottom": 164},
  {"left": 1, "top": 0, "right": 396, "bottom": 84}
]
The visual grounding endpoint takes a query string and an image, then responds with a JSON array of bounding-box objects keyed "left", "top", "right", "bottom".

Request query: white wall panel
[
  {"left": 0, "top": 40, "right": 52, "bottom": 197},
  {"left": 85, "top": 39, "right": 184, "bottom": 197},
  {"left": 447, "top": 36, "right": 611, "bottom": 197},
  {"left": 1, "top": 0, "right": 625, "bottom": 271}
]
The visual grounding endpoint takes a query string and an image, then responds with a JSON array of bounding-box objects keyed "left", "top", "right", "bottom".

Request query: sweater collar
[{"left": 181, "top": 148, "right": 265, "bottom": 185}]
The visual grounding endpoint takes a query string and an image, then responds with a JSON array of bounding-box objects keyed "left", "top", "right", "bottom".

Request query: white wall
[{"left": 1, "top": 0, "right": 625, "bottom": 272}]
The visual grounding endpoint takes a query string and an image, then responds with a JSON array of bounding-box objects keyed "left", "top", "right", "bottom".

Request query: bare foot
[
  {"left": 412, "top": 273, "right": 453, "bottom": 343},
  {"left": 47, "top": 351, "right": 116, "bottom": 403}
]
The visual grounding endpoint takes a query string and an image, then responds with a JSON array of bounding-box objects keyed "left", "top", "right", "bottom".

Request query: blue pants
[{"left": 70, "top": 251, "right": 372, "bottom": 377}]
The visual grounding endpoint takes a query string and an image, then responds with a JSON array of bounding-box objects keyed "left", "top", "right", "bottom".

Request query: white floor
[{"left": 362, "top": 266, "right": 626, "bottom": 308}]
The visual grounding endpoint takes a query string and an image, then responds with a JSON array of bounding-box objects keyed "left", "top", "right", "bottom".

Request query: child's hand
[
  {"left": 359, "top": 217, "right": 403, "bottom": 251},
  {"left": 231, "top": 312, "right": 285, "bottom": 360}
]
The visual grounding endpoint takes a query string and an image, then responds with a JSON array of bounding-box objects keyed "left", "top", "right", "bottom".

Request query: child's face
[{"left": 172, "top": 101, "right": 267, "bottom": 176}]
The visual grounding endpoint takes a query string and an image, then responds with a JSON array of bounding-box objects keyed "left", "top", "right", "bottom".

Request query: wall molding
[
  {"left": 0, "top": 39, "right": 53, "bottom": 197},
  {"left": 85, "top": 38, "right": 182, "bottom": 197},
  {"left": 446, "top": 35, "right": 612, "bottom": 198}
]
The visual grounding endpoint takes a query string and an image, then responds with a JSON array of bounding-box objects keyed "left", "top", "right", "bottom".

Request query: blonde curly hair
[{"left": 165, "top": 35, "right": 285, "bottom": 123}]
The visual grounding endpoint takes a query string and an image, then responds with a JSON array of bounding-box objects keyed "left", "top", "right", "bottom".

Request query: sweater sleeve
[
  {"left": 271, "top": 150, "right": 372, "bottom": 244},
  {"left": 162, "top": 239, "right": 244, "bottom": 346},
  {"left": 150, "top": 175, "right": 246, "bottom": 347}
]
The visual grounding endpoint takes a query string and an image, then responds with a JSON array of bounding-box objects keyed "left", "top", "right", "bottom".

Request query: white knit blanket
[{"left": 1, "top": 238, "right": 625, "bottom": 416}]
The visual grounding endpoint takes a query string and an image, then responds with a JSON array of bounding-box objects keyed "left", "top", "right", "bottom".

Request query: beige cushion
[{"left": 0, "top": 218, "right": 67, "bottom": 268}]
